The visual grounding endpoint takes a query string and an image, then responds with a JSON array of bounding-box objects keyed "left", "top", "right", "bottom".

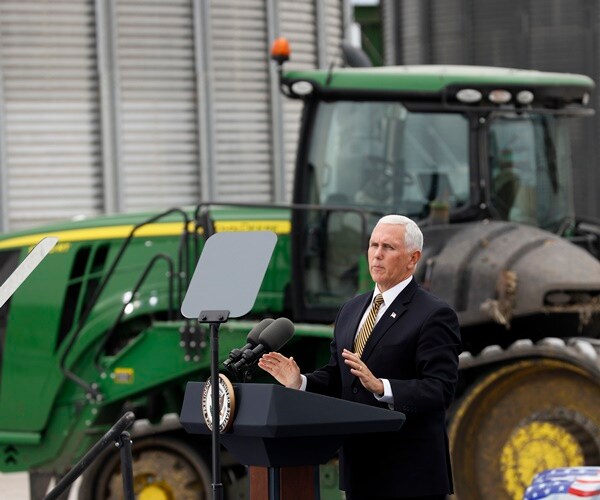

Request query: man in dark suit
[{"left": 259, "top": 215, "right": 461, "bottom": 500}]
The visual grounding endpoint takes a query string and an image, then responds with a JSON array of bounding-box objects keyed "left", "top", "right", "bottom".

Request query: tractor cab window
[
  {"left": 307, "top": 101, "right": 471, "bottom": 221},
  {"left": 488, "top": 114, "right": 574, "bottom": 231},
  {"left": 297, "top": 101, "right": 471, "bottom": 314}
]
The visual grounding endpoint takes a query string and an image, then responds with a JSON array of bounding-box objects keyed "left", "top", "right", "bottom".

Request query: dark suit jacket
[{"left": 305, "top": 279, "right": 461, "bottom": 497}]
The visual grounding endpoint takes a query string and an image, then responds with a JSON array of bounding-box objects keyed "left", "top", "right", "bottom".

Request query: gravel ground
[
  {"left": 0, "top": 473, "right": 30, "bottom": 499},
  {"left": 0, "top": 473, "right": 79, "bottom": 499}
]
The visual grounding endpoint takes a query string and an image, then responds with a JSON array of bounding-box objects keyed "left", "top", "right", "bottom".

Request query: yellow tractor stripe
[{"left": 0, "top": 220, "right": 291, "bottom": 250}]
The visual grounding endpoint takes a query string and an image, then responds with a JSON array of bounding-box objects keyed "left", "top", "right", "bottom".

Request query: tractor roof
[{"left": 283, "top": 65, "right": 595, "bottom": 93}]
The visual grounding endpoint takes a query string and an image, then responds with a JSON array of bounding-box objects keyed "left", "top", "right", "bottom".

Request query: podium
[{"left": 180, "top": 383, "right": 405, "bottom": 499}]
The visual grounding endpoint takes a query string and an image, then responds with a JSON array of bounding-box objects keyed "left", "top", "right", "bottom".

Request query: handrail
[
  {"left": 59, "top": 208, "right": 190, "bottom": 397},
  {"left": 44, "top": 411, "right": 136, "bottom": 500},
  {"left": 93, "top": 253, "right": 175, "bottom": 372}
]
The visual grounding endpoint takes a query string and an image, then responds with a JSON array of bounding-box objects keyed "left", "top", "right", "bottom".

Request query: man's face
[{"left": 368, "top": 223, "right": 421, "bottom": 292}]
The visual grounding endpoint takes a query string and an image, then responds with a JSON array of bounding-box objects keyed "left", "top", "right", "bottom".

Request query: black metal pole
[
  {"left": 268, "top": 467, "right": 281, "bottom": 500},
  {"left": 118, "top": 431, "right": 135, "bottom": 500},
  {"left": 197, "top": 309, "right": 228, "bottom": 500},
  {"left": 44, "top": 411, "right": 135, "bottom": 500},
  {"left": 210, "top": 321, "right": 223, "bottom": 500}
]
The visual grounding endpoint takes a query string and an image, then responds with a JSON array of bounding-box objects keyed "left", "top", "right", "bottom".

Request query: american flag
[{"left": 524, "top": 467, "right": 600, "bottom": 499}]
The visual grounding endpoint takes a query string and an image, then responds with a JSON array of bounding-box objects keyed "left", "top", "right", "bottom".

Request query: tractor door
[{"left": 291, "top": 203, "right": 368, "bottom": 323}]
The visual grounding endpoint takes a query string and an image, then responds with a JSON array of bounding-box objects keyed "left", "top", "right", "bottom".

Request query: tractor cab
[{"left": 270, "top": 41, "right": 595, "bottom": 323}]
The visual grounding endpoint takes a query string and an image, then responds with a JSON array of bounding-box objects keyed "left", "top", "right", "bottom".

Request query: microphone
[
  {"left": 223, "top": 318, "right": 274, "bottom": 369},
  {"left": 232, "top": 317, "right": 295, "bottom": 372}
]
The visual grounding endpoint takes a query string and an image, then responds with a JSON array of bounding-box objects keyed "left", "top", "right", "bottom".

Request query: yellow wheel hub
[
  {"left": 138, "top": 483, "right": 173, "bottom": 500},
  {"left": 500, "top": 421, "right": 585, "bottom": 500}
]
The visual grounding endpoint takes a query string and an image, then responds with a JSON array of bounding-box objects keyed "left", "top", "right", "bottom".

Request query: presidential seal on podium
[{"left": 201, "top": 373, "right": 236, "bottom": 433}]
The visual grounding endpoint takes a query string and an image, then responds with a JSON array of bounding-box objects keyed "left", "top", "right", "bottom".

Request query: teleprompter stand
[
  {"left": 181, "top": 231, "right": 277, "bottom": 500},
  {"left": 199, "top": 309, "right": 230, "bottom": 500},
  {"left": 181, "top": 383, "right": 406, "bottom": 500}
]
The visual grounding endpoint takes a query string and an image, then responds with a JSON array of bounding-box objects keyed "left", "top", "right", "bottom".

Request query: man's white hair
[{"left": 376, "top": 215, "right": 423, "bottom": 252}]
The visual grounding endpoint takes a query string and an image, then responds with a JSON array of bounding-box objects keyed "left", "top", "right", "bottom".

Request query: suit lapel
[
  {"left": 340, "top": 293, "right": 372, "bottom": 352},
  {"left": 361, "top": 280, "right": 419, "bottom": 361}
]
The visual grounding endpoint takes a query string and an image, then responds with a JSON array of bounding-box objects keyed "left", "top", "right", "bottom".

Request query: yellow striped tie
[{"left": 354, "top": 294, "right": 384, "bottom": 358}]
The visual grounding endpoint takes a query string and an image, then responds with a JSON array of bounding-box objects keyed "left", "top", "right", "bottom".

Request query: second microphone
[{"left": 231, "top": 317, "right": 295, "bottom": 373}]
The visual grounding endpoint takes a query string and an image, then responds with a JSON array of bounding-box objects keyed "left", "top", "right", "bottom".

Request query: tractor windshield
[
  {"left": 488, "top": 113, "right": 574, "bottom": 231},
  {"left": 307, "top": 101, "right": 471, "bottom": 220}
]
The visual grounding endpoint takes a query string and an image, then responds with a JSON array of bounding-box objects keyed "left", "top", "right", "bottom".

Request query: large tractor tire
[
  {"left": 449, "top": 359, "right": 600, "bottom": 500},
  {"left": 79, "top": 436, "right": 212, "bottom": 500}
]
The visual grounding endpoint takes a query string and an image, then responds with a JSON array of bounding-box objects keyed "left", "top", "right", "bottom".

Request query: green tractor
[{"left": 2, "top": 41, "right": 600, "bottom": 499}]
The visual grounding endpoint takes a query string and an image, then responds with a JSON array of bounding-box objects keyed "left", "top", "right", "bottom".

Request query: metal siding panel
[
  {"left": 529, "top": 0, "right": 587, "bottom": 26},
  {"left": 279, "top": 0, "right": 318, "bottom": 200},
  {"left": 209, "top": 0, "right": 272, "bottom": 202},
  {"left": 528, "top": 0, "right": 588, "bottom": 72},
  {"left": 325, "top": 0, "right": 343, "bottom": 66},
  {"left": 398, "top": 0, "right": 426, "bottom": 64},
  {"left": 381, "top": 0, "right": 396, "bottom": 65},
  {"left": 0, "top": 0, "right": 102, "bottom": 230},
  {"left": 430, "top": 0, "right": 466, "bottom": 64},
  {"left": 469, "top": 0, "right": 528, "bottom": 67},
  {"left": 529, "top": 28, "right": 587, "bottom": 73},
  {"left": 115, "top": 0, "right": 200, "bottom": 211},
  {"left": 0, "top": 0, "right": 347, "bottom": 221}
]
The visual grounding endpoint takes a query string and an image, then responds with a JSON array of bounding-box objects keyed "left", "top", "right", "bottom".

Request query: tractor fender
[{"left": 421, "top": 221, "right": 600, "bottom": 327}]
